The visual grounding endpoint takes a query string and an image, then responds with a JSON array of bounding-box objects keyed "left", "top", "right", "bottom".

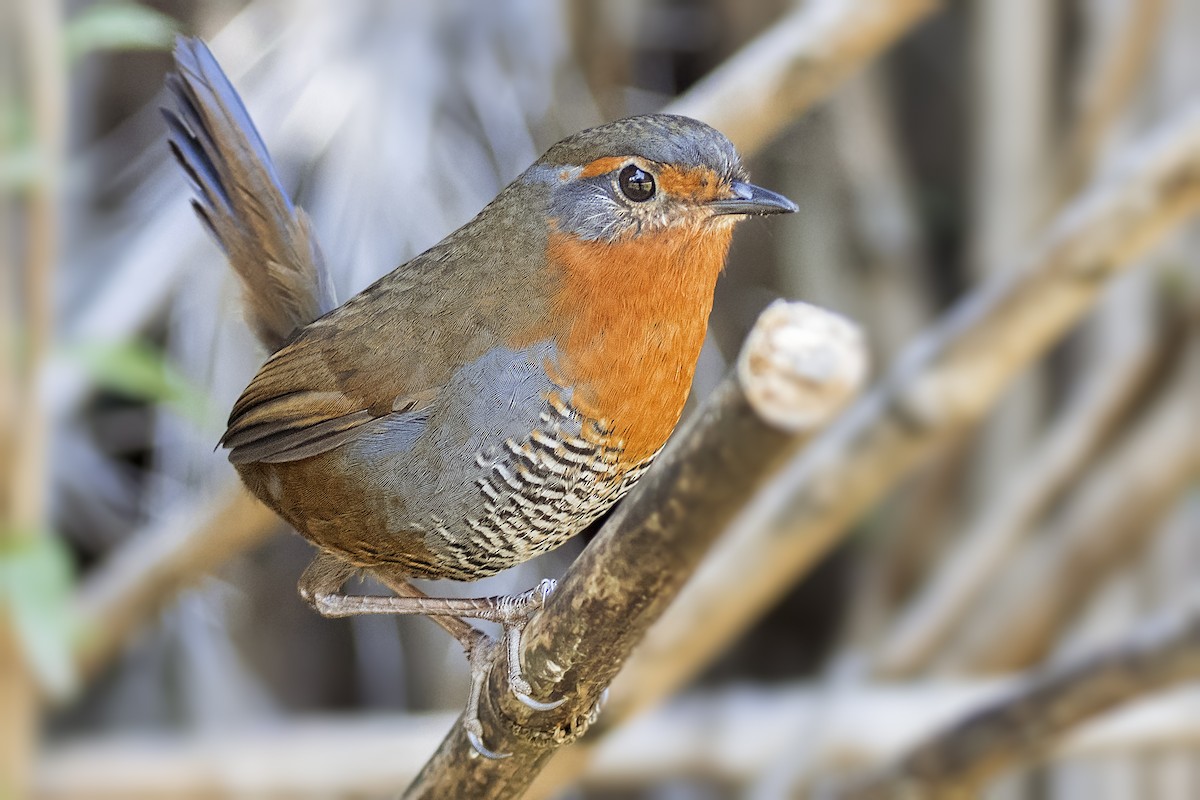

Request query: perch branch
[
  {"left": 832, "top": 599, "right": 1200, "bottom": 799},
  {"left": 530, "top": 102, "right": 1200, "bottom": 796},
  {"left": 404, "top": 303, "right": 868, "bottom": 798}
]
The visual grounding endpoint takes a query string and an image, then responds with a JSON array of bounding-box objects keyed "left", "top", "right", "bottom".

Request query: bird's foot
[
  {"left": 463, "top": 636, "right": 510, "bottom": 759},
  {"left": 463, "top": 578, "right": 563, "bottom": 759},
  {"left": 499, "top": 579, "right": 565, "bottom": 712}
]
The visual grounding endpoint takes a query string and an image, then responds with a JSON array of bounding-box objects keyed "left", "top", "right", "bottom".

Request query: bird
[{"left": 163, "top": 35, "right": 796, "bottom": 757}]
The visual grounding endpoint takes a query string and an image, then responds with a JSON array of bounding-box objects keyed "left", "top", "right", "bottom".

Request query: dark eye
[{"left": 618, "top": 164, "right": 655, "bottom": 202}]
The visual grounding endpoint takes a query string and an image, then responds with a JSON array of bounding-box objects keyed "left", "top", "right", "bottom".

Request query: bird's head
[{"left": 525, "top": 114, "right": 796, "bottom": 245}]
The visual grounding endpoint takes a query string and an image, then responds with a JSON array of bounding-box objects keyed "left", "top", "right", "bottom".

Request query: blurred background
[{"left": 2, "top": 0, "right": 1198, "bottom": 797}]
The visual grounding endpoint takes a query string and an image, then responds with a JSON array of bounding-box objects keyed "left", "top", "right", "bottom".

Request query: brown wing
[{"left": 222, "top": 334, "right": 438, "bottom": 464}]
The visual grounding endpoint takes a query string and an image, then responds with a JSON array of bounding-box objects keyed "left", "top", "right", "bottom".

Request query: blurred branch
[
  {"left": 72, "top": 486, "right": 279, "bottom": 679},
  {"left": 7, "top": 0, "right": 64, "bottom": 527},
  {"left": 966, "top": 0, "right": 1055, "bottom": 517},
  {"left": 3, "top": 0, "right": 65, "bottom": 796},
  {"left": 829, "top": 69, "right": 933, "bottom": 363},
  {"left": 1057, "top": 0, "right": 1168, "bottom": 200},
  {"left": 832, "top": 599, "right": 1200, "bottom": 799},
  {"left": 531, "top": 102, "right": 1200, "bottom": 796},
  {"left": 405, "top": 303, "right": 868, "bottom": 799},
  {"left": 873, "top": 290, "right": 1163, "bottom": 677},
  {"left": 827, "top": 67, "right": 938, "bottom": 640},
  {"left": 666, "top": 0, "right": 941, "bottom": 155},
  {"left": 35, "top": 683, "right": 1200, "bottom": 798},
  {"left": 948, "top": 337, "right": 1200, "bottom": 673},
  {"left": 875, "top": 0, "right": 1173, "bottom": 677}
]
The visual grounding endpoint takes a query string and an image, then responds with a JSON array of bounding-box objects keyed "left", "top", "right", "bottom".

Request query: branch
[
  {"left": 829, "top": 69, "right": 933, "bottom": 362},
  {"left": 404, "top": 303, "right": 869, "bottom": 798},
  {"left": 3, "top": 0, "right": 65, "bottom": 795},
  {"left": 665, "top": 0, "right": 941, "bottom": 154},
  {"left": 831, "top": 600, "right": 1200, "bottom": 799},
  {"left": 948, "top": 339, "right": 1200, "bottom": 672},
  {"left": 1056, "top": 0, "right": 1168, "bottom": 200},
  {"left": 72, "top": 486, "right": 279, "bottom": 679},
  {"left": 531, "top": 103, "right": 1200, "bottom": 795}
]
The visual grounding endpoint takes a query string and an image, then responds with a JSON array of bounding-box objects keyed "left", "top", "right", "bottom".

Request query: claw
[
  {"left": 534, "top": 577, "right": 557, "bottom": 603},
  {"left": 513, "top": 685, "right": 567, "bottom": 711},
  {"left": 502, "top": 582, "right": 565, "bottom": 712},
  {"left": 460, "top": 578, "right": 565, "bottom": 756},
  {"left": 463, "top": 637, "right": 512, "bottom": 759},
  {"left": 465, "top": 719, "right": 511, "bottom": 760}
]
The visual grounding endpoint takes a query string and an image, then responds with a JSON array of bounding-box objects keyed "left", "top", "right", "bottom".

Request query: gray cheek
[{"left": 549, "top": 179, "right": 632, "bottom": 242}]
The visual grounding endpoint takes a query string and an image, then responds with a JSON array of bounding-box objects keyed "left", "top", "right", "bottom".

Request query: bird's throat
[{"left": 522, "top": 226, "right": 733, "bottom": 462}]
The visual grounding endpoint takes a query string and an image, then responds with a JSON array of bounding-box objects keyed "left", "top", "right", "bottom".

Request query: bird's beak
[{"left": 707, "top": 181, "right": 798, "bottom": 216}]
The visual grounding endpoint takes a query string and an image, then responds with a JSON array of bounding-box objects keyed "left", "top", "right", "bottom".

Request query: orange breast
[{"left": 529, "top": 224, "right": 733, "bottom": 463}]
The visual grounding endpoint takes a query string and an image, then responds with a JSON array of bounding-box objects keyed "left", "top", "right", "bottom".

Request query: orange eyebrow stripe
[{"left": 579, "top": 156, "right": 629, "bottom": 178}]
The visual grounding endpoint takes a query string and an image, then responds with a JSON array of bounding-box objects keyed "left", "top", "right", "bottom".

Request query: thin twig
[
  {"left": 404, "top": 303, "right": 868, "bottom": 798},
  {"left": 1057, "top": 0, "right": 1168, "bottom": 201},
  {"left": 3, "top": 0, "right": 65, "bottom": 795}
]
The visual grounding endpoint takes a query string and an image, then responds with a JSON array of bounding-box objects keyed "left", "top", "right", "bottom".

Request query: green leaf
[
  {"left": 0, "top": 531, "right": 79, "bottom": 698},
  {"left": 59, "top": 339, "right": 216, "bottom": 426},
  {"left": 64, "top": 2, "right": 178, "bottom": 62}
]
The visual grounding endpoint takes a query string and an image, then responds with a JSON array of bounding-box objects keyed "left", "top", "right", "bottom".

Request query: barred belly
[{"left": 418, "top": 399, "right": 657, "bottom": 580}]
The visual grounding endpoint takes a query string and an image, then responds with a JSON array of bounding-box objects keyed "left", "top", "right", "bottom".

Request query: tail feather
[{"left": 164, "top": 35, "right": 336, "bottom": 352}]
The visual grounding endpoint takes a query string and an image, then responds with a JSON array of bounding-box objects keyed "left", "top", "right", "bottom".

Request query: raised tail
[{"left": 164, "top": 35, "right": 336, "bottom": 352}]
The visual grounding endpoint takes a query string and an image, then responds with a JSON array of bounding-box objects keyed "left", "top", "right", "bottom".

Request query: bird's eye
[{"left": 618, "top": 164, "right": 655, "bottom": 202}]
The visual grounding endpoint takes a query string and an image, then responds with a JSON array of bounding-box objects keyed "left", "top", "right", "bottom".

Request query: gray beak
[{"left": 708, "top": 181, "right": 798, "bottom": 216}]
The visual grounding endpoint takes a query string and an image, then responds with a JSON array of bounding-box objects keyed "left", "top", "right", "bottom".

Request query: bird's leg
[
  {"left": 299, "top": 553, "right": 483, "bottom": 648},
  {"left": 298, "top": 553, "right": 563, "bottom": 757}
]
